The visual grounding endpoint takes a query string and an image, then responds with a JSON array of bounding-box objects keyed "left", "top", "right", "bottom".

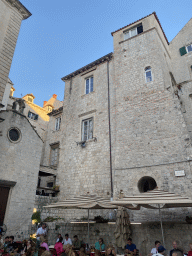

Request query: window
[
  {"left": 187, "top": 44, "right": 192, "bottom": 53},
  {"left": 7, "top": 127, "right": 21, "bottom": 143},
  {"left": 28, "top": 96, "right": 33, "bottom": 103},
  {"left": 179, "top": 44, "right": 192, "bottom": 56},
  {"left": 50, "top": 144, "right": 59, "bottom": 166},
  {"left": 28, "top": 111, "right": 38, "bottom": 120},
  {"left": 47, "top": 182, "right": 53, "bottom": 188},
  {"left": 82, "top": 118, "right": 93, "bottom": 141},
  {"left": 47, "top": 106, "right": 52, "bottom": 112},
  {"left": 85, "top": 77, "right": 93, "bottom": 94},
  {"left": 124, "top": 24, "right": 143, "bottom": 40},
  {"left": 145, "top": 67, "right": 152, "bottom": 82},
  {"left": 55, "top": 117, "right": 61, "bottom": 131}
]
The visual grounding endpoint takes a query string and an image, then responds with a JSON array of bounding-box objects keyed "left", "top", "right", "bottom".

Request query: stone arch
[{"left": 138, "top": 176, "right": 157, "bottom": 193}]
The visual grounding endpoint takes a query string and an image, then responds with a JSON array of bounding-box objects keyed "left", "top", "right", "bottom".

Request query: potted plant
[{"left": 53, "top": 185, "right": 60, "bottom": 191}]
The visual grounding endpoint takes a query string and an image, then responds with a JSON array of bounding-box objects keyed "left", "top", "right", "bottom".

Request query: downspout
[{"left": 107, "top": 59, "right": 113, "bottom": 200}]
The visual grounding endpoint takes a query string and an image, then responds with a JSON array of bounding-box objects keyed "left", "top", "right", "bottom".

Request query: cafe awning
[{"left": 111, "top": 189, "right": 192, "bottom": 209}]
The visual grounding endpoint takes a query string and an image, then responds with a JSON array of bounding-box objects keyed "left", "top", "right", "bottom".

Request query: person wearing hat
[
  {"left": 49, "top": 245, "right": 57, "bottom": 256},
  {"left": 152, "top": 245, "right": 166, "bottom": 256}
]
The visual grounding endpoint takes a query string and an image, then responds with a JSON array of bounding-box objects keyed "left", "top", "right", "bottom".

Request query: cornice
[
  {"left": 61, "top": 52, "right": 113, "bottom": 81},
  {"left": 5, "top": 0, "right": 32, "bottom": 20}
]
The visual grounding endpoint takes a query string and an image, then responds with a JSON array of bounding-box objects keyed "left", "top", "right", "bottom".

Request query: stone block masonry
[
  {"left": 0, "top": 0, "right": 31, "bottom": 105},
  {"left": 44, "top": 222, "right": 192, "bottom": 256}
]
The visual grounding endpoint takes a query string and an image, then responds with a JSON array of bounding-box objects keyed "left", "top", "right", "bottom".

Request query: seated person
[
  {"left": 64, "top": 234, "right": 72, "bottom": 246},
  {"left": 72, "top": 235, "right": 81, "bottom": 250},
  {"left": 95, "top": 238, "right": 105, "bottom": 251},
  {"left": 4, "top": 236, "right": 10, "bottom": 249},
  {"left": 49, "top": 245, "right": 57, "bottom": 256},
  {"left": 79, "top": 247, "right": 86, "bottom": 256},
  {"left": 105, "top": 245, "right": 116, "bottom": 256},
  {"left": 40, "top": 236, "right": 49, "bottom": 251},
  {"left": 125, "top": 238, "right": 136, "bottom": 255},
  {"left": 8, "top": 235, "right": 18, "bottom": 253},
  {"left": 64, "top": 244, "right": 75, "bottom": 256},
  {"left": 151, "top": 241, "right": 161, "bottom": 255},
  {"left": 188, "top": 243, "right": 192, "bottom": 256},
  {"left": 54, "top": 237, "right": 64, "bottom": 256},
  {"left": 56, "top": 234, "right": 64, "bottom": 244}
]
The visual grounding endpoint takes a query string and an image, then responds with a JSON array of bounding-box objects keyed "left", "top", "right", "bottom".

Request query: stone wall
[
  {"left": 0, "top": 0, "right": 30, "bottom": 105},
  {"left": 0, "top": 110, "right": 42, "bottom": 239},
  {"left": 43, "top": 222, "right": 192, "bottom": 256},
  {"left": 57, "top": 12, "right": 192, "bottom": 224}
]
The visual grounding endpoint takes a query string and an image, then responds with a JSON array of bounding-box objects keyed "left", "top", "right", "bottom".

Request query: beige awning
[
  {"left": 44, "top": 194, "right": 116, "bottom": 209},
  {"left": 111, "top": 189, "right": 192, "bottom": 209}
]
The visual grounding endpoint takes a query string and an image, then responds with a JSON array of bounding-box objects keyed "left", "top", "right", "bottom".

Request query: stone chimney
[
  {"left": 43, "top": 101, "right": 47, "bottom": 107},
  {"left": 53, "top": 94, "right": 57, "bottom": 99}
]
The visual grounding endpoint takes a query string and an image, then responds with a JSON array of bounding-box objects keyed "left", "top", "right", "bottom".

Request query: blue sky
[{"left": 10, "top": 0, "right": 191, "bottom": 106}]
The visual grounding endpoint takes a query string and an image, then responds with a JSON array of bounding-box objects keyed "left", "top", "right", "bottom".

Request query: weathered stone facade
[
  {"left": 0, "top": 0, "right": 31, "bottom": 106},
  {"left": 55, "top": 12, "right": 192, "bottom": 223},
  {"left": 0, "top": 110, "right": 43, "bottom": 237}
]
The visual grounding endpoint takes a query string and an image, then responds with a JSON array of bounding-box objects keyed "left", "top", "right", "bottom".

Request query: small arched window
[{"left": 145, "top": 66, "right": 152, "bottom": 82}]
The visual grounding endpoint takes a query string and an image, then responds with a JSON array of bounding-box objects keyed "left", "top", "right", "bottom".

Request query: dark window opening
[
  {"left": 47, "top": 182, "right": 53, "bottom": 188},
  {"left": 138, "top": 176, "right": 157, "bottom": 193},
  {"left": 9, "top": 128, "right": 20, "bottom": 142}
]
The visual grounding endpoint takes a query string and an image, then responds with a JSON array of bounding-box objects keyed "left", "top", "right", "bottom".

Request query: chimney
[
  {"left": 53, "top": 94, "right": 57, "bottom": 99},
  {"left": 43, "top": 101, "right": 47, "bottom": 107}
]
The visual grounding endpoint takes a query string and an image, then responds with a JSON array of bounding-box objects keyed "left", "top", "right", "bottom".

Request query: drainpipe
[{"left": 107, "top": 59, "right": 113, "bottom": 200}]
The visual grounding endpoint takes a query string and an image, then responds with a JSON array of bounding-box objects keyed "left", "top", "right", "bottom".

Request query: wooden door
[{"left": 0, "top": 186, "right": 10, "bottom": 226}]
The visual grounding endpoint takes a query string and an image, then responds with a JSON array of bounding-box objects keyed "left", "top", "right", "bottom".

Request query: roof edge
[
  {"left": 0, "top": 109, "right": 43, "bottom": 142},
  {"left": 5, "top": 0, "right": 32, "bottom": 20},
  {"left": 111, "top": 12, "right": 169, "bottom": 45},
  {"left": 61, "top": 52, "right": 113, "bottom": 81},
  {"left": 48, "top": 106, "right": 63, "bottom": 116}
]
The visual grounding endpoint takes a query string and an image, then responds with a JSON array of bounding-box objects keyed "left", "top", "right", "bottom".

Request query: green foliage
[
  {"left": 43, "top": 216, "right": 64, "bottom": 222},
  {"left": 31, "top": 211, "right": 41, "bottom": 224}
]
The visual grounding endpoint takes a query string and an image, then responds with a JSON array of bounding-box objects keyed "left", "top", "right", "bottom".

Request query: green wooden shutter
[{"left": 179, "top": 46, "right": 187, "bottom": 56}]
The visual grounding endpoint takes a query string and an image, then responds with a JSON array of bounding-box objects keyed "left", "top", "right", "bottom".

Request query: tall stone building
[
  {"left": 0, "top": 0, "right": 31, "bottom": 107},
  {"left": 55, "top": 12, "right": 192, "bottom": 223}
]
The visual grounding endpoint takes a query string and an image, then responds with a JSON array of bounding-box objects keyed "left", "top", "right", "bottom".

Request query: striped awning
[
  {"left": 44, "top": 194, "right": 116, "bottom": 209},
  {"left": 111, "top": 189, "right": 192, "bottom": 209}
]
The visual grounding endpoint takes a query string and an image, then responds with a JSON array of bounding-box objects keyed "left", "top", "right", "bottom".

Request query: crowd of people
[{"left": 1, "top": 226, "right": 192, "bottom": 256}]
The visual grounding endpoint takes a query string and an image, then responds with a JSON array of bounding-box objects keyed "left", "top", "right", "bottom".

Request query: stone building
[
  {"left": 0, "top": 0, "right": 31, "bottom": 107},
  {"left": 0, "top": 109, "right": 43, "bottom": 236},
  {"left": 56, "top": 12, "right": 192, "bottom": 223}
]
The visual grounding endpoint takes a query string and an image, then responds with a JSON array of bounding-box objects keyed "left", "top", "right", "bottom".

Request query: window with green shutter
[{"left": 179, "top": 46, "right": 187, "bottom": 56}]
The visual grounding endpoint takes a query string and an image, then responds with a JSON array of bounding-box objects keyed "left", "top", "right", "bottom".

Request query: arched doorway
[{"left": 138, "top": 176, "right": 157, "bottom": 193}]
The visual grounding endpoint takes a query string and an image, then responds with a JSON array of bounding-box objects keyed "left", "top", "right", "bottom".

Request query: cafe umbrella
[
  {"left": 114, "top": 207, "right": 131, "bottom": 249},
  {"left": 44, "top": 194, "right": 116, "bottom": 244},
  {"left": 111, "top": 189, "right": 192, "bottom": 247}
]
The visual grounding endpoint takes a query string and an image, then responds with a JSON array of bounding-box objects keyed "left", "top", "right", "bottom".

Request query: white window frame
[
  {"left": 50, "top": 144, "right": 59, "bottom": 166},
  {"left": 55, "top": 117, "right": 61, "bottom": 131},
  {"left": 82, "top": 118, "right": 93, "bottom": 141},
  {"left": 85, "top": 76, "right": 93, "bottom": 94},
  {"left": 124, "top": 27, "right": 137, "bottom": 40},
  {"left": 186, "top": 44, "right": 192, "bottom": 53},
  {"left": 145, "top": 67, "right": 153, "bottom": 83}
]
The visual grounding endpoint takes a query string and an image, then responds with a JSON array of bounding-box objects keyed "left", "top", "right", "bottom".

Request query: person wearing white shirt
[
  {"left": 36, "top": 223, "right": 47, "bottom": 248},
  {"left": 64, "top": 234, "right": 72, "bottom": 245},
  {"left": 151, "top": 241, "right": 161, "bottom": 256},
  {"left": 152, "top": 245, "right": 166, "bottom": 256}
]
